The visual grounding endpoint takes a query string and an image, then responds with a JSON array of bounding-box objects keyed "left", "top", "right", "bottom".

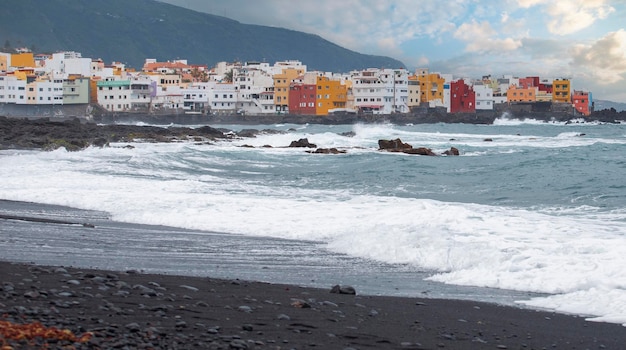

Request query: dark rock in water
[
  {"left": 92, "top": 137, "right": 109, "bottom": 148},
  {"left": 403, "top": 147, "right": 437, "bottom": 156},
  {"left": 0, "top": 116, "right": 226, "bottom": 150},
  {"left": 240, "top": 144, "right": 255, "bottom": 148},
  {"left": 443, "top": 147, "right": 460, "bottom": 156},
  {"left": 484, "top": 138, "right": 493, "bottom": 142},
  {"left": 289, "top": 138, "right": 317, "bottom": 148},
  {"left": 306, "top": 148, "right": 346, "bottom": 154},
  {"left": 236, "top": 129, "right": 260, "bottom": 138},
  {"left": 330, "top": 285, "right": 356, "bottom": 295},
  {"left": 378, "top": 138, "right": 412, "bottom": 151}
]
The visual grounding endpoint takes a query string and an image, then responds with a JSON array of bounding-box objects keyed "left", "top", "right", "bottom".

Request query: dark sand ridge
[{"left": 2, "top": 260, "right": 626, "bottom": 350}]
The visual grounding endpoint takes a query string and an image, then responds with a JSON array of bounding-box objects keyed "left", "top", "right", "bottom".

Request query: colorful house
[
  {"left": 449, "top": 79, "right": 475, "bottom": 113},
  {"left": 288, "top": 82, "right": 316, "bottom": 115},
  {"left": 416, "top": 68, "right": 445, "bottom": 106},
  {"left": 507, "top": 85, "right": 537, "bottom": 103},
  {"left": 407, "top": 75, "right": 421, "bottom": 107},
  {"left": 553, "top": 78, "right": 571, "bottom": 103},
  {"left": 572, "top": 90, "right": 592, "bottom": 116},
  {"left": 273, "top": 67, "right": 304, "bottom": 113},
  {"left": 10, "top": 52, "right": 35, "bottom": 68},
  {"left": 315, "top": 76, "right": 347, "bottom": 115}
]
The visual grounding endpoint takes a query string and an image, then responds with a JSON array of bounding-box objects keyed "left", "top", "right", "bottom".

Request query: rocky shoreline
[
  {"left": 0, "top": 116, "right": 226, "bottom": 151},
  {"left": 2, "top": 107, "right": 625, "bottom": 152},
  {"left": 2, "top": 260, "right": 625, "bottom": 349}
]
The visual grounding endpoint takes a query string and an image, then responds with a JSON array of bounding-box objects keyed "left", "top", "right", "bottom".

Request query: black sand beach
[
  {"left": 2, "top": 260, "right": 626, "bottom": 350},
  {"left": 1, "top": 201, "right": 626, "bottom": 349}
]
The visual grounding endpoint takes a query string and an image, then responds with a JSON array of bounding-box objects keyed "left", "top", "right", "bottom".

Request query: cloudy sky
[{"left": 161, "top": 0, "right": 626, "bottom": 102}]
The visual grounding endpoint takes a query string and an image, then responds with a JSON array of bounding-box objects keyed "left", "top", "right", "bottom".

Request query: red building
[
  {"left": 519, "top": 77, "right": 536, "bottom": 89},
  {"left": 572, "top": 90, "right": 592, "bottom": 116},
  {"left": 449, "top": 79, "right": 476, "bottom": 113},
  {"left": 288, "top": 83, "right": 316, "bottom": 115}
]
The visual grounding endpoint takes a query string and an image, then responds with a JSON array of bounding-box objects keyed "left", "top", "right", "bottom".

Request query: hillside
[
  {"left": 0, "top": 0, "right": 405, "bottom": 72},
  {"left": 594, "top": 99, "right": 626, "bottom": 112}
]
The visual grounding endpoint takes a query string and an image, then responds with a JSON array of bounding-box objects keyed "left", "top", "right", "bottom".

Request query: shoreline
[
  {"left": 0, "top": 199, "right": 545, "bottom": 306},
  {"left": 2, "top": 260, "right": 626, "bottom": 349}
]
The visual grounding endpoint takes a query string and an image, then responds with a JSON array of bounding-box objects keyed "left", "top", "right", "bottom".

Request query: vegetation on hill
[{"left": 0, "top": 0, "right": 405, "bottom": 72}]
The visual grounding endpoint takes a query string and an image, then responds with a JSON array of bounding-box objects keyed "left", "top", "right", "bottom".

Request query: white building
[
  {"left": 0, "top": 75, "right": 26, "bottom": 104},
  {"left": 233, "top": 64, "right": 275, "bottom": 114},
  {"left": 473, "top": 83, "right": 494, "bottom": 110},
  {"left": 44, "top": 51, "right": 92, "bottom": 78},
  {"left": 27, "top": 79, "right": 63, "bottom": 105},
  {"left": 96, "top": 78, "right": 131, "bottom": 112},
  {"left": 210, "top": 83, "right": 238, "bottom": 114},
  {"left": 182, "top": 82, "right": 213, "bottom": 113},
  {"left": 351, "top": 68, "right": 409, "bottom": 114}
]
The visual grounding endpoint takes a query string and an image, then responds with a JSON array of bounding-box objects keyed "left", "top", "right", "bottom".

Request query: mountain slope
[
  {"left": 0, "top": 0, "right": 405, "bottom": 72},
  {"left": 594, "top": 99, "right": 626, "bottom": 112}
]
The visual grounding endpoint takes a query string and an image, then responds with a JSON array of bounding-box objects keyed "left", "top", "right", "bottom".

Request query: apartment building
[
  {"left": 96, "top": 78, "right": 131, "bottom": 111},
  {"left": 315, "top": 75, "right": 347, "bottom": 115},
  {"left": 473, "top": 83, "right": 494, "bottom": 110},
  {"left": 553, "top": 78, "right": 571, "bottom": 103},
  {"left": 416, "top": 68, "right": 446, "bottom": 107},
  {"left": 572, "top": 90, "right": 592, "bottom": 116},
  {"left": 448, "top": 79, "right": 476, "bottom": 113},
  {"left": 351, "top": 68, "right": 408, "bottom": 114},
  {"left": 507, "top": 85, "right": 537, "bottom": 103}
]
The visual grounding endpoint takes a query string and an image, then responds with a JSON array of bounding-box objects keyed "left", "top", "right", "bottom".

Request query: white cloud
[
  {"left": 570, "top": 29, "right": 626, "bottom": 84},
  {"left": 515, "top": 0, "right": 615, "bottom": 35},
  {"left": 454, "top": 21, "right": 523, "bottom": 53}
]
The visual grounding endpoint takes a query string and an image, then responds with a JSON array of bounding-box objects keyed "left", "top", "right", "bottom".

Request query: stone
[
  {"left": 330, "top": 285, "right": 356, "bottom": 295},
  {"left": 180, "top": 285, "right": 199, "bottom": 292},
  {"left": 289, "top": 138, "right": 317, "bottom": 148},
  {"left": 378, "top": 138, "right": 412, "bottom": 151},
  {"left": 443, "top": 147, "right": 460, "bottom": 156},
  {"left": 403, "top": 147, "right": 437, "bottom": 156},
  {"left": 307, "top": 147, "right": 347, "bottom": 154}
]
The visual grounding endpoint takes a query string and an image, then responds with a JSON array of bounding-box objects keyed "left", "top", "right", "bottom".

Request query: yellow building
[
  {"left": 407, "top": 75, "right": 421, "bottom": 107},
  {"left": 416, "top": 69, "right": 445, "bottom": 105},
  {"left": 315, "top": 76, "right": 347, "bottom": 115},
  {"left": 553, "top": 78, "right": 571, "bottom": 103},
  {"left": 10, "top": 52, "right": 35, "bottom": 68},
  {"left": 507, "top": 85, "right": 537, "bottom": 103},
  {"left": 273, "top": 67, "right": 304, "bottom": 113}
]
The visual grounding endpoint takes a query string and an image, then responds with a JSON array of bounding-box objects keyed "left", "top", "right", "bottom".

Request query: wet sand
[{"left": 1, "top": 260, "right": 625, "bottom": 349}]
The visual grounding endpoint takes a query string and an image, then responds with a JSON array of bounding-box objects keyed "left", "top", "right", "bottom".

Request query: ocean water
[{"left": 1, "top": 118, "right": 625, "bottom": 325}]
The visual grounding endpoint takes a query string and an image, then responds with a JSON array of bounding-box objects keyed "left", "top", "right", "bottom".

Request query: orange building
[
  {"left": 553, "top": 78, "right": 571, "bottom": 103},
  {"left": 315, "top": 76, "right": 347, "bottom": 115},
  {"left": 416, "top": 69, "right": 445, "bottom": 105},
  {"left": 273, "top": 67, "right": 304, "bottom": 113},
  {"left": 0, "top": 53, "right": 8, "bottom": 71},
  {"left": 10, "top": 52, "right": 35, "bottom": 68},
  {"left": 507, "top": 85, "right": 537, "bottom": 103},
  {"left": 572, "top": 90, "right": 592, "bottom": 116}
]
